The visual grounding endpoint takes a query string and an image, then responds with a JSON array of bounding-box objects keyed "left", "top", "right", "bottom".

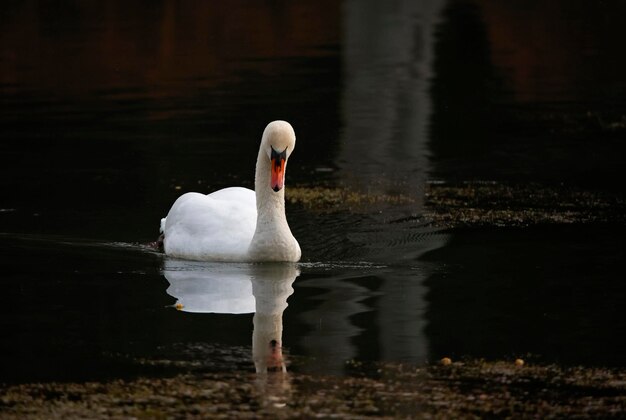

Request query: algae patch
[
  {"left": 287, "top": 186, "right": 416, "bottom": 212},
  {"left": 287, "top": 182, "right": 626, "bottom": 228},
  {"left": 424, "top": 182, "right": 626, "bottom": 228},
  {"left": 1, "top": 360, "right": 624, "bottom": 419}
]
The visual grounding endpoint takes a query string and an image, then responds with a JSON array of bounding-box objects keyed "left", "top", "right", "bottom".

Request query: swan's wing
[
  {"left": 208, "top": 186, "right": 256, "bottom": 206},
  {"left": 163, "top": 189, "right": 257, "bottom": 261}
]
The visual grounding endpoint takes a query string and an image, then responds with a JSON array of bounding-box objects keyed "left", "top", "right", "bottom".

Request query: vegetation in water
[{"left": 1, "top": 360, "right": 624, "bottom": 418}]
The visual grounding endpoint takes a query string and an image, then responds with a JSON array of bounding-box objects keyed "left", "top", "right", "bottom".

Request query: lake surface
[{"left": 1, "top": 1, "right": 625, "bottom": 383}]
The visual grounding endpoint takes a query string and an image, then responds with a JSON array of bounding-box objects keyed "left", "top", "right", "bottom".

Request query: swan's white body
[{"left": 161, "top": 121, "right": 301, "bottom": 262}]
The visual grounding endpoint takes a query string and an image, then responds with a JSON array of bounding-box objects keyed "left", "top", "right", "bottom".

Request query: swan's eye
[{"left": 270, "top": 147, "right": 287, "bottom": 160}]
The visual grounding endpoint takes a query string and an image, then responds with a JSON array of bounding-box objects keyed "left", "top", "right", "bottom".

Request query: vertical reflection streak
[{"left": 338, "top": 0, "right": 445, "bottom": 214}]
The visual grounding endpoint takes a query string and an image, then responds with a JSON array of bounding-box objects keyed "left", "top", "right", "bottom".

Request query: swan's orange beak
[{"left": 271, "top": 147, "right": 287, "bottom": 192}]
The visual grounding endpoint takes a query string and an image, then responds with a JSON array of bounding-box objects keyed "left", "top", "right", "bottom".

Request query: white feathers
[{"left": 161, "top": 121, "right": 300, "bottom": 262}]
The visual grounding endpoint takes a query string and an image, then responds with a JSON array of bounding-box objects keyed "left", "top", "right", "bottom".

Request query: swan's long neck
[
  {"left": 254, "top": 149, "right": 287, "bottom": 227},
  {"left": 248, "top": 149, "right": 298, "bottom": 261}
]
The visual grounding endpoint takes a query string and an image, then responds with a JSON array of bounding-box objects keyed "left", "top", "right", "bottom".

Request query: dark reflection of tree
[{"left": 429, "top": 1, "right": 504, "bottom": 168}]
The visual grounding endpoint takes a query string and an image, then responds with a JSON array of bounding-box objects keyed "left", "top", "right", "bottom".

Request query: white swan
[{"left": 160, "top": 120, "right": 301, "bottom": 262}]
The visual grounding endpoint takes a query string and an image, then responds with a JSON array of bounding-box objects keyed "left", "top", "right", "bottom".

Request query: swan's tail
[
  {"left": 160, "top": 217, "right": 166, "bottom": 233},
  {"left": 153, "top": 218, "right": 166, "bottom": 252}
]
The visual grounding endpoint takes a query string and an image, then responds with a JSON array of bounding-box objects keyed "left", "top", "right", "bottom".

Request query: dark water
[{"left": 1, "top": 1, "right": 625, "bottom": 383}]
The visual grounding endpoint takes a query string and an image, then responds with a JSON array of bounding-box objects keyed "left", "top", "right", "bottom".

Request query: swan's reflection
[{"left": 163, "top": 260, "right": 298, "bottom": 374}]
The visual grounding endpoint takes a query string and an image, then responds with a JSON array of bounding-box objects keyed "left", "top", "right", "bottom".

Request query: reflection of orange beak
[
  {"left": 267, "top": 339, "right": 284, "bottom": 371},
  {"left": 271, "top": 148, "right": 287, "bottom": 192}
]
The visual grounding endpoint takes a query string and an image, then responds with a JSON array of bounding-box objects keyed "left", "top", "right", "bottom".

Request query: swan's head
[{"left": 261, "top": 120, "right": 296, "bottom": 192}]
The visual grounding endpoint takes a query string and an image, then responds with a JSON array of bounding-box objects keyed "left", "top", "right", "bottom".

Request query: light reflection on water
[
  {"left": 339, "top": 0, "right": 444, "bottom": 213},
  {"left": 164, "top": 261, "right": 297, "bottom": 374},
  {"left": 161, "top": 225, "right": 448, "bottom": 377}
]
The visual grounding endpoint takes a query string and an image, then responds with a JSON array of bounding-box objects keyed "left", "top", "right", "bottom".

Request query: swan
[{"left": 160, "top": 120, "right": 301, "bottom": 262}]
